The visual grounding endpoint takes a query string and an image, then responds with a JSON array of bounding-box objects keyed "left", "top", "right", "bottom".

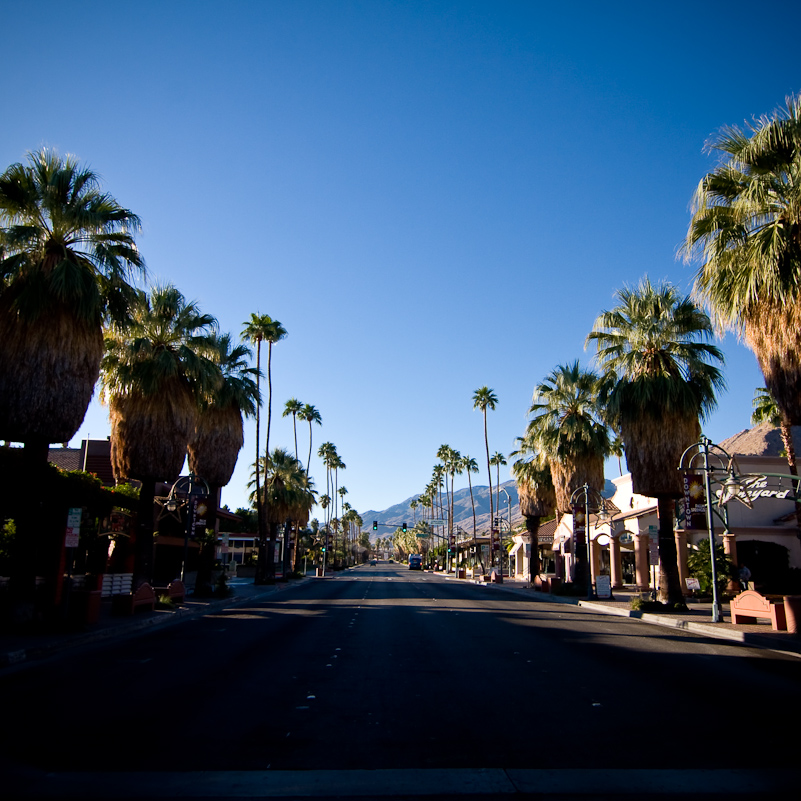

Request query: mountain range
[
  {"left": 360, "top": 478, "right": 617, "bottom": 539},
  {"left": 360, "top": 481, "right": 523, "bottom": 537}
]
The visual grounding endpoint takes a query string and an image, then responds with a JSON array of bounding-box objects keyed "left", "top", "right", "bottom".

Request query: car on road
[
  {"left": 370, "top": 559, "right": 377, "bottom": 566},
  {"left": 408, "top": 554, "right": 423, "bottom": 570}
]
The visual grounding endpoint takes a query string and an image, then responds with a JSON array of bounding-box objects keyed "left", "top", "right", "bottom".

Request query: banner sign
[
  {"left": 572, "top": 503, "right": 586, "bottom": 548},
  {"left": 682, "top": 473, "right": 707, "bottom": 529},
  {"left": 189, "top": 498, "right": 208, "bottom": 538}
]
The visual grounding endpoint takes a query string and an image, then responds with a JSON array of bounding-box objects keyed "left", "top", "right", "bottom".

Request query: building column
[
  {"left": 610, "top": 535, "right": 623, "bottom": 589},
  {"left": 675, "top": 530, "right": 690, "bottom": 596},
  {"left": 722, "top": 532, "right": 739, "bottom": 592},
  {"left": 590, "top": 536, "right": 601, "bottom": 583},
  {"left": 722, "top": 532, "right": 738, "bottom": 564},
  {"left": 634, "top": 533, "right": 650, "bottom": 591}
]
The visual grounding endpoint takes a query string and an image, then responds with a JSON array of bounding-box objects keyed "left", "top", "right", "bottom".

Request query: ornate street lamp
[
  {"left": 569, "top": 484, "right": 610, "bottom": 600},
  {"left": 678, "top": 437, "right": 747, "bottom": 623},
  {"left": 158, "top": 472, "right": 210, "bottom": 583}
]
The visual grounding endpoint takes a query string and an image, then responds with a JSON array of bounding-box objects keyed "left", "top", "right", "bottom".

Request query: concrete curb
[
  {"left": 0, "top": 577, "right": 313, "bottom": 671},
  {"left": 445, "top": 574, "right": 801, "bottom": 657}
]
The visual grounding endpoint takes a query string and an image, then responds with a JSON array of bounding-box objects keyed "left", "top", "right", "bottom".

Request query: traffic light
[
  {"left": 372, "top": 521, "right": 378, "bottom": 531},
  {"left": 402, "top": 522, "right": 407, "bottom": 533}
]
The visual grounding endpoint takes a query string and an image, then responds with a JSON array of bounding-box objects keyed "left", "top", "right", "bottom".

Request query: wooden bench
[
  {"left": 112, "top": 582, "right": 156, "bottom": 616},
  {"left": 730, "top": 590, "right": 787, "bottom": 631},
  {"left": 154, "top": 579, "right": 185, "bottom": 604}
]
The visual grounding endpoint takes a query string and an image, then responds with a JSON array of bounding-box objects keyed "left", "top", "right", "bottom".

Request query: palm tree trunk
[
  {"left": 307, "top": 421, "right": 313, "bottom": 475},
  {"left": 525, "top": 515, "right": 542, "bottom": 581},
  {"left": 778, "top": 419, "right": 801, "bottom": 533},
  {"left": 134, "top": 479, "right": 156, "bottom": 589},
  {"left": 484, "top": 410, "right": 494, "bottom": 565},
  {"left": 656, "top": 496, "right": 684, "bottom": 606},
  {"left": 253, "top": 341, "right": 267, "bottom": 564}
]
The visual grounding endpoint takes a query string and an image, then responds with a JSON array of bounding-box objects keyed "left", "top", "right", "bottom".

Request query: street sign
[
  {"left": 428, "top": 519, "right": 446, "bottom": 526},
  {"left": 65, "top": 507, "right": 81, "bottom": 548}
]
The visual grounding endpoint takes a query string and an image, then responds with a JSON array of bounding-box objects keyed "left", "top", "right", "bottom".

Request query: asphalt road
[{"left": 3, "top": 562, "right": 800, "bottom": 797}]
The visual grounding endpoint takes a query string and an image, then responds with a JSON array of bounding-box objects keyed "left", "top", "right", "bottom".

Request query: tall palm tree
[
  {"left": 0, "top": 149, "right": 144, "bottom": 451},
  {"left": 473, "top": 387, "right": 498, "bottom": 562},
  {"left": 490, "top": 451, "right": 507, "bottom": 521},
  {"left": 101, "top": 284, "right": 218, "bottom": 586},
  {"left": 299, "top": 404, "right": 322, "bottom": 475},
  {"left": 684, "top": 95, "right": 801, "bottom": 423},
  {"left": 459, "top": 454, "right": 480, "bottom": 544},
  {"left": 242, "top": 314, "right": 273, "bottom": 547},
  {"left": 188, "top": 332, "right": 257, "bottom": 592},
  {"left": 282, "top": 398, "right": 303, "bottom": 462},
  {"left": 261, "top": 317, "right": 287, "bottom": 479},
  {"left": 527, "top": 362, "right": 609, "bottom": 586},
  {"left": 587, "top": 278, "right": 724, "bottom": 604}
]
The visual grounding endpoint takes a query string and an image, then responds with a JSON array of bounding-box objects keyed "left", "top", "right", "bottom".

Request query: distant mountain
[
  {"left": 360, "top": 477, "right": 616, "bottom": 538},
  {"left": 360, "top": 481, "right": 523, "bottom": 537}
]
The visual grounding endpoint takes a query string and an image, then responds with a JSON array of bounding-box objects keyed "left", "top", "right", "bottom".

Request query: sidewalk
[
  {"left": 0, "top": 575, "right": 316, "bottom": 671},
  {"left": 457, "top": 573, "right": 801, "bottom": 657}
]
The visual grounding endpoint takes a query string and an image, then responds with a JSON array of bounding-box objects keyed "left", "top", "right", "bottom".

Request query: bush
[
  {"left": 687, "top": 539, "right": 733, "bottom": 597},
  {"left": 630, "top": 597, "right": 688, "bottom": 614}
]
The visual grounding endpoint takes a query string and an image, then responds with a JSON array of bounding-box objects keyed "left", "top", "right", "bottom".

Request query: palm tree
[
  {"left": 587, "top": 278, "right": 724, "bottom": 604},
  {"left": 684, "top": 95, "right": 801, "bottom": 423},
  {"left": 101, "top": 284, "right": 218, "bottom": 586},
  {"left": 473, "top": 387, "right": 498, "bottom": 563},
  {"left": 282, "top": 398, "right": 303, "bottom": 462},
  {"left": 490, "top": 451, "right": 507, "bottom": 520},
  {"left": 298, "top": 404, "right": 322, "bottom": 475},
  {"left": 459, "top": 454, "right": 480, "bottom": 546},
  {"left": 188, "top": 332, "right": 257, "bottom": 592},
  {"left": 261, "top": 318, "right": 287, "bottom": 480},
  {"left": 261, "top": 448, "right": 312, "bottom": 581},
  {"left": 511, "top": 437, "right": 556, "bottom": 580},
  {"left": 527, "top": 362, "right": 609, "bottom": 587},
  {"left": 242, "top": 314, "right": 273, "bottom": 548},
  {"left": 0, "top": 149, "right": 144, "bottom": 451}
]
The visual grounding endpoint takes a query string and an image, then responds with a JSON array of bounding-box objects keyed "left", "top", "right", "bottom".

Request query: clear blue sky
[{"left": 3, "top": 1, "right": 799, "bottom": 518}]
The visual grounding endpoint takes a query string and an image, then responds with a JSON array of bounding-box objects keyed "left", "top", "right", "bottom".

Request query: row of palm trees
[
  {"left": 0, "top": 148, "right": 329, "bottom": 593},
  {"left": 514, "top": 95, "right": 801, "bottom": 605},
  {"left": 396, "top": 387, "right": 506, "bottom": 568}
]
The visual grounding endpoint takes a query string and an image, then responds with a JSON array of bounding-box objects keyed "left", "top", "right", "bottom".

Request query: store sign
[{"left": 596, "top": 575, "right": 612, "bottom": 598}]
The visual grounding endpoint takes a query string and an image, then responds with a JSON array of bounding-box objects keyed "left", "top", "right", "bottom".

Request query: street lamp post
[
  {"left": 499, "top": 487, "right": 512, "bottom": 576},
  {"left": 162, "top": 473, "right": 210, "bottom": 584},
  {"left": 678, "top": 436, "right": 746, "bottom": 623},
  {"left": 569, "top": 483, "right": 610, "bottom": 601}
]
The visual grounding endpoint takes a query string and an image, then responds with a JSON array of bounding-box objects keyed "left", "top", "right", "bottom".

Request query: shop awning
[{"left": 509, "top": 542, "right": 522, "bottom": 557}]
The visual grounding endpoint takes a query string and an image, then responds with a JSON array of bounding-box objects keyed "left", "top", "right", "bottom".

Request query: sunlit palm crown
[
  {"left": 684, "top": 95, "right": 801, "bottom": 422},
  {"left": 101, "top": 284, "right": 219, "bottom": 482},
  {"left": 587, "top": 278, "right": 724, "bottom": 498},
  {"left": 527, "top": 361, "right": 609, "bottom": 512},
  {"left": 261, "top": 448, "right": 316, "bottom": 525},
  {"left": 0, "top": 149, "right": 144, "bottom": 442},
  {"left": 587, "top": 278, "right": 724, "bottom": 424}
]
